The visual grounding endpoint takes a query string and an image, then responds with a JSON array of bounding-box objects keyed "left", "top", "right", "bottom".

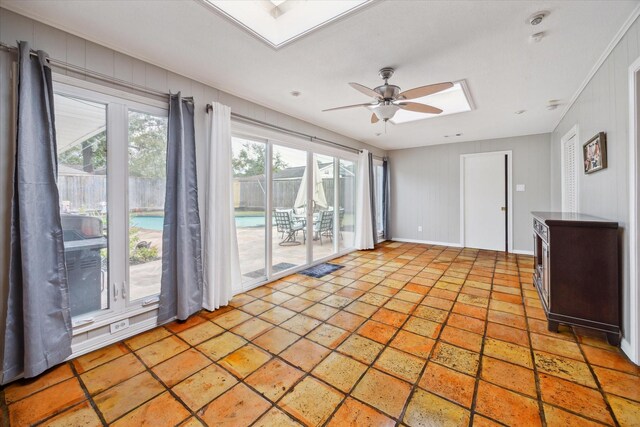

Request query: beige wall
[
  {"left": 388, "top": 133, "right": 551, "bottom": 253},
  {"left": 550, "top": 15, "right": 640, "bottom": 350}
]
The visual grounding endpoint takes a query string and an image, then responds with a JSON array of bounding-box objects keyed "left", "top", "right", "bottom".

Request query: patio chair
[
  {"left": 314, "top": 210, "right": 333, "bottom": 245},
  {"left": 275, "top": 208, "right": 292, "bottom": 239},
  {"left": 274, "top": 209, "right": 305, "bottom": 246}
]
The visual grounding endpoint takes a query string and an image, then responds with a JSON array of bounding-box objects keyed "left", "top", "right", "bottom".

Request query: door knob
[{"left": 500, "top": 207, "right": 506, "bottom": 212}]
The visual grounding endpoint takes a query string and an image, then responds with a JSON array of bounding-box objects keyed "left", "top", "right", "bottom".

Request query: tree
[
  {"left": 58, "top": 112, "right": 168, "bottom": 178},
  {"left": 58, "top": 132, "right": 107, "bottom": 171},
  {"left": 127, "top": 112, "right": 167, "bottom": 179},
  {"left": 232, "top": 142, "right": 288, "bottom": 177}
]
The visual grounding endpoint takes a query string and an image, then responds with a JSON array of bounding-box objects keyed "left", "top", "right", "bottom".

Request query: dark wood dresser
[{"left": 531, "top": 211, "right": 620, "bottom": 345}]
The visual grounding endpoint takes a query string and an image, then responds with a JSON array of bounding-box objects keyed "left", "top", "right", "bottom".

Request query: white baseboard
[
  {"left": 391, "top": 237, "right": 463, "bottom": 247},
  {"left": 621, "top": 337, "right": 639, "bottom": 365},
  {"left": 391, "top": 237, "right": 533, "bottom": 256},
  {"left": 511, "top": 249, "right": 534, "bottom": 256}
]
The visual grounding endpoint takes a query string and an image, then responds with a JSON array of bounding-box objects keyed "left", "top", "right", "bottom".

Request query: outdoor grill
[{"left": 61, "top": 214, "right": 107, "bottom": 317}]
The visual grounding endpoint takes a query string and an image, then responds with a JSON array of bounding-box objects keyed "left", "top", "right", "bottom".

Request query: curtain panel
[
  {"left": 382, "top": 158, "right": 390, "bottom": 240},
  {"left": 202, "top": 102, "right": 241, "bottom": 310},
  {"left": 158, "top": 93, "right": 204, "bottom": 322},
  {"left": 368, "top": 152, "right": 378, "bottom": 244},
  {"left": 354, "top": 149, "right": 375, "bottom": 250},
  {"left": 3, "top": 42, "right": 73, "bottom": 381}
]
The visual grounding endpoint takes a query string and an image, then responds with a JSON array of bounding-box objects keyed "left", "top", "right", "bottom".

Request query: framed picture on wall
[{"left": 583, "top": 132, "right": 607, "bottom": 174}]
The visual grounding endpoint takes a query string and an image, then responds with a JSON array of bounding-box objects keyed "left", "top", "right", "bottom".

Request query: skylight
[
  {"left": 204, "top": 0, "right": 371, "bottom": 48},
  {"left": 391, "top": 81, "right": 474, "bottom": 124}
]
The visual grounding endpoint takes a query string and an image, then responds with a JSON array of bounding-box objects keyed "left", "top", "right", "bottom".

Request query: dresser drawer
[{"left": 534, "top": 219, "right": 548, "bottom": 241}]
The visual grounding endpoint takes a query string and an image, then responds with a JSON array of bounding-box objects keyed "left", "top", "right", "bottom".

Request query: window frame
[
  {"left": 53, "top": 77, "right": 168, "bottom": 335},
  {"left": 231, "top": 122, "right": 359, "bottom": 292}
]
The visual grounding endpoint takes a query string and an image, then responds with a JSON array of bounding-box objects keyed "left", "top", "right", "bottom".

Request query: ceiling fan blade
[
  {"left": 398, "top": 82, "right": 454, "bottom": 100},
  {"left": 322, "top": 103, "right": 374, "bottom": 112},
  {"left": 397, "top": 102, "right": 443, "bottom": 114},
  {"left": 371, "top": 113, "right": 379, "bottom": 124},
  {"left": 349, "top": 82, "right": 382, "bottom": 99}
]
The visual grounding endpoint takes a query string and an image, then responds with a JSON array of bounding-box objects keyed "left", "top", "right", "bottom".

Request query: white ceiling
[{"left": 3, "top": 0, "right": 638, "bottom": 150}]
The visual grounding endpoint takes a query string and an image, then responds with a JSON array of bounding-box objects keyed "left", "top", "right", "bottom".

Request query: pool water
[
  {"left": 131, "top": 215, "right": 266, "bottom": 230},
  {"left": 131, "top": 216, "right": 164, "bottom": 231}
]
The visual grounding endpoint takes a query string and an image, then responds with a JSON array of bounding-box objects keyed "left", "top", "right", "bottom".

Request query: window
[
  {"left": 373, "top": 161, "right": 384, "bottom": 241},
  {"left": 127, "top": 111, "right": 168, "bottom": 301},
  {"left": 231, "top": 132, "right": 358, "bottom": 290},
  {"left": 54, "top": 81, "right": 168, "bottom": 333},
  {"left": 56, "top": 94, "right": 109, "bottom": 318},
  {"left": 232, "top": 137, "right": 267, "bottom": 287}
]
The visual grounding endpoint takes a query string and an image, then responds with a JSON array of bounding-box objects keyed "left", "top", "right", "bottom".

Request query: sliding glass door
[
  {"left": 56, "top": 94, "right": 110, "bottom": 319},
  {"left": 127, "top": 110, "right": 168, "bottom": 302},
  {"left": 54, "top": 82, "right": 168, "bottom": 332},
  {"left": 271, "top": 144, "right": 308, "bottom": 273},
  {"left": 373, "top": 161, "right": 385, "bottom": 242},
  {"left": 312, "top": 154, "right": 338, "bottom": 262},
  {"left": 231, "top": 132, "right": 358, "bottom": 290},
  {"left": 232, "top": 137, "right": 267, "bottom": 286},
  {"left": 339, "top": 159, "right": 357, "bottom": 250}
]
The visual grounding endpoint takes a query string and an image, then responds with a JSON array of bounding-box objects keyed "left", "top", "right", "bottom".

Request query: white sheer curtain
[
  {"left": 203, "top": 102, "right": 241, "bottom": 310},
  {"left": 354, "top": 149, "right": 375, "bottom": 250}
]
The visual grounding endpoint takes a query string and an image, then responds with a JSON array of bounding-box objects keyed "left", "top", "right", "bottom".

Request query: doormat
[
  {"left": 299, "top": 263, "right": 343, "bottom": 279},
  {"left": 244, "top": 262, "right": 297, "bottom": 279}
]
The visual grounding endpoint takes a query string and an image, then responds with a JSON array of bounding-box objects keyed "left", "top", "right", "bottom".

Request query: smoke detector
[{"left": 527, "top": 11, "right": 549, "bottom": 26}]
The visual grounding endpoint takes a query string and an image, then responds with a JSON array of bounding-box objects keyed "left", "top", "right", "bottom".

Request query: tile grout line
[
  {"left": 396, "top": 247, "right": 480, "bottom": 426},
  {"left": 521, "top": 258, "right": 549, "bottom": 427},
  {"left": 468, "top": 251, "right": 497, "bottom": 426},
  {"left": 64, "top": 362, "right": 108, "bottom": 426},
  {"left": 318, "top": 245, "right": 453, "bottom": 426},
  {"left": 5, "top": 243, "right": 637, "bottom": 426},
  {"left": 572, "top": 327, "right": 621, "bottom": 427},
  {"left": 117, "top": 337, "right": 208, "bottom": 426}
]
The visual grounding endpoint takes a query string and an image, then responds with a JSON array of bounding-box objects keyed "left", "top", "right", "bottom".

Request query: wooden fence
[
  {"left": 58, "top": 175, "right": 165, "bottom": 212},
  {"left": 58, "top": 174, "right": 355, "bottom": 213},
  {"left": 234, "top": 177, "right": 355, "bottom": 210}
]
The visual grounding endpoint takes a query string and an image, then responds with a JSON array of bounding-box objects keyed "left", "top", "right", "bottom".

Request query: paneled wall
[
  {"left": 0, "top": 8, "right": 382, "bottom": 371},
  {"left": 550, "top": 15, "right": 640, "bottom": 350},
  {"left": 388, "top": 133, "right": 551, "bottom": 253}
]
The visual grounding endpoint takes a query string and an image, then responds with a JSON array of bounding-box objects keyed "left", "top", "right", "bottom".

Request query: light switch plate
[
  {"left": 516, "top": 184, "right": 526, "bottom": 192},
  {"left": 418, "top": 226, "right": 423, "bottom": 232}
]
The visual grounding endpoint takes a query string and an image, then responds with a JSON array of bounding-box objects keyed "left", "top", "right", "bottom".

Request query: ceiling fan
[{"left": 323, "top": 68, "right": 453, "bottom": 124}]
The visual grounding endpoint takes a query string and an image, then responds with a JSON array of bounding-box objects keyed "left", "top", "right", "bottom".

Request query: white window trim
[
  {"left": 53, "top": 78, "right": 168, "bottom": 341},
  {"left": 560, "top": 124, "right": 580, "bottom": 213},
  {"left": 625, "top": 56, "right": 640, "bottom": 364}
]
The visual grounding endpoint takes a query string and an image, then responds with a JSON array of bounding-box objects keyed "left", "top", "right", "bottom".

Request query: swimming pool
[{"left": 130, "top": 215, "right": 267, "bottom": 230}]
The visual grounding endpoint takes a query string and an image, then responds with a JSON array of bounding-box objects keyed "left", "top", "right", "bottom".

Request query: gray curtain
[
  {"left": 158, "top": 93, "right": 203, "bottom": 322},
  {"left": 3, "top": 42, "right": 72, "bottom": 381},
  {"left": 382, "top": 158, "right": 390, "bottom": 240},
  {"left": 368, "top": 152, "right": 378, "bottom": 245}
]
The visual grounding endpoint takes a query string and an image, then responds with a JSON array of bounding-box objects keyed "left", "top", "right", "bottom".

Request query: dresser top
[{"left": 532, "top": 211, "right": 618, "bottom": 228}]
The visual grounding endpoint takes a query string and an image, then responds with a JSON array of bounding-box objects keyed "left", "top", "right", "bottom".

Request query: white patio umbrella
[{"left": 294, "top": 159, "right": 328, "bottom": 209}]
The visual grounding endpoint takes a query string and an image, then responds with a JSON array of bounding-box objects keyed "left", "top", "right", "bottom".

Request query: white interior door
[{"left": 463, "top": 153, "right": 506, "bottom": 251}]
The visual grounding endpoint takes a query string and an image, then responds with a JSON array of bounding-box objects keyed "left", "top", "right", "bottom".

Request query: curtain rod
[
  {"left": 0, "top": 42, "right": 171, "bottom": 100},
  {"left": 1, "top": 42, "right": 384, "bottom": 160},
  {"left": 207, "top": 103, "right": 370, "bottom": 155}
]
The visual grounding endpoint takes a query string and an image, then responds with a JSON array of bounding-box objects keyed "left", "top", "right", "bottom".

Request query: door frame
[
  {"left": 460, "top": 150, "right": 513, "bottom": 252},
  {"left": 560, "top": 124, "right": 580, "bottom": 213},
  {"left": 625, "top": 56, "right": 640, "bottom": 364}
]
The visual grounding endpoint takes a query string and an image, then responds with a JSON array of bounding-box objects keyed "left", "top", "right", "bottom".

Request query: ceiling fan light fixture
[{"left": 371, "top": 104, "right": 400, "bottom": 121}]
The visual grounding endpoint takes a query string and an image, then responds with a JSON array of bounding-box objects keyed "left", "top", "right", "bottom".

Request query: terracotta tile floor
[{"left": 3, "top": 242, "right": 640, "bottom": 426}]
